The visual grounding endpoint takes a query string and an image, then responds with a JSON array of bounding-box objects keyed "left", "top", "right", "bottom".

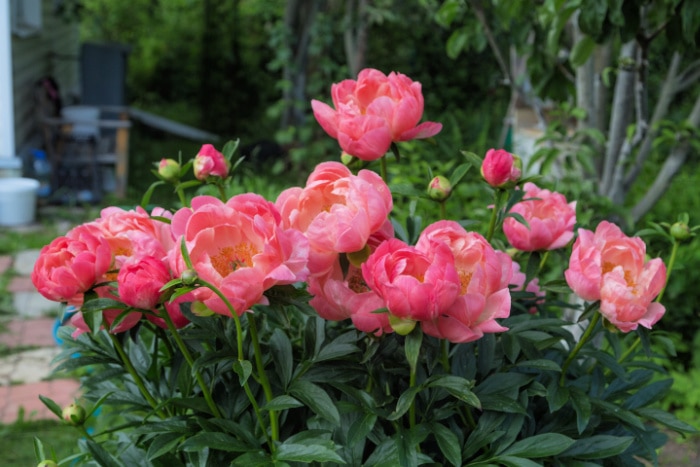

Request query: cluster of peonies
[{"left": 31, "top": 68, "right": 668, "bottom": 345}]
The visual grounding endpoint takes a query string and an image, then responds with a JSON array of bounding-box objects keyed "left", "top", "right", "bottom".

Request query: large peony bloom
[
  {"left": 170, "top": 194, "right": 309, "bottom": 316},
  {"left": 308, "top": 220, "right": 394, "bottom": 336},
  {"left": 503, "top": 182, "right": 577, "bottom": 251},
  {"left": 311, "top": 68, "right": 442, "bottom": 161},
  {"left": 416, "top": 221, "right": 512, "bottom": 343},
  {"left": 276, "top": 161, "right": 392, "bottom": 276},
  {"left": 361, "top": 237, "right": 460, "bottom": 324},
  {"left": 565, "top": 221, "right": 666, "bottom": 332}
]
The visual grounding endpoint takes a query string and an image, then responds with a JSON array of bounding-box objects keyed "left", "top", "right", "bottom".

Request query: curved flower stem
[
  {"left": 197, "top": 278, "right": 274, "bottom": 451},
  {"left": 175, "top": 186, "right": 189, "bottom": 208},
  {"left": 559, "top": 312, "right": 601, "bottom": 386},
  {"left": 617, "top": 337, "right": 641, "bottom": 364},
  {"left": 109, "top": 333, "right": 166, "bottom": 418},
  {"left": 160, "top": 310, "right": 223, "bottom": 418},
  {"left": 656, "top": 239, "right": 679, "bottom": 303},
  {"left": 248, "top": 316, "right": 279, "bottom": 443}
]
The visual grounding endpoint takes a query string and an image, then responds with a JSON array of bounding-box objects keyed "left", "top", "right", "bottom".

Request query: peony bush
[{"left": 33, "top": 68, "right": 696, "bottom": 466}]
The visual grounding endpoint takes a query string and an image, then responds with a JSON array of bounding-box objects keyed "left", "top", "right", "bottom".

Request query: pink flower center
[{"left": 211, "top": 243, "right": 257, "bottom": 277}]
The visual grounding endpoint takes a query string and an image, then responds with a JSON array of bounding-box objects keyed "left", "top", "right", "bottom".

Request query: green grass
[{"left": 0, "top": 418, "right": 81, "bottom": 466}]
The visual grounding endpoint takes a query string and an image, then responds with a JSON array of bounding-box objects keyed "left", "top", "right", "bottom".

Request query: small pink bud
[
  {"left": 193, "top": 144, "right": 230, "bottom": 180},
  {"left": 158, "top": 158, "right": 180, "bottom": 182},
  {"left": 427, "top": 175, "right": 452, "bottom": 201},
  {"left": 481, "top": 148, "right": 521, "bottom": 188}
]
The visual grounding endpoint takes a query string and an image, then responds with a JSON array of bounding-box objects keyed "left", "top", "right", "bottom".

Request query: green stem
[
  {"left": 175, "top": 186, "right": 189, "bottom": 208},
  {"left": 409, "top": 366, "right": 417, "bottom": 429},
  {"left": 217, "top": 182, "right": 227, "bottom": 201},
  {"left": 618, "top": 337, "right": 641, "bottom": 364},
  {"left": 439, "top": 200, "right": 447, "bottom": 220},
  {"left": 559, "top": 312, "right": 601, "bottom": 386},
  {"left": 441, "top": 339, "right": 450, "bottom": 373},
  {"left": 656, "top": 239, "right": 679, "bottom": 303},
  {"left": 248, "top": 316, "right": 279, "bottom": 443},
  {"left": 380, "top": 156, "right": 388, "bottom": 183},
  {"left": 485, "top": 189, "right": 503, "bottom": 242},
  {"left": 538, "top": 250, "right": 550, "bottom": 274},
  {"left": 109, "top": 333, "right": 166, "bottom": 418},
  {"left": 160, "top": 310, "right": 223, "bottom": 418}
]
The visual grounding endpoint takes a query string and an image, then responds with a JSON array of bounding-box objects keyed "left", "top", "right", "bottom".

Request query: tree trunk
[{"left": 344, "top": 0, "right": 369, "bottom": 78}]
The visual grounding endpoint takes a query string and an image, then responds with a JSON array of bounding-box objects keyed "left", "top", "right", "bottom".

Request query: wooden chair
[{"left": 34, "top": 77, "right": 132, "bottom": 201}]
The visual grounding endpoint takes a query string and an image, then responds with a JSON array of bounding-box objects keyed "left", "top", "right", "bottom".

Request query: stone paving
[{"left": 0, "top": 250, "right": 81, "bottom": 424}]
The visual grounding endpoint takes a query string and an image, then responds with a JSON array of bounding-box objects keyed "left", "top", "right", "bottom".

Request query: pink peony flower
[
  {"left": 565, "top": 221, "right": 667, "bottom": 332},
  {"left": 193, "top": 143, "right": 229, "bottom": 180},
  {"left": 311, "top": 68, "right": 442, "bottom": 161},
  {"left": 481, "top": 148, "right": 521, "bottom": 188},
  {"left": 117, "top": 256, "right": 172, "bottom": 310},
  {"left": 31, "top": 226, "right": 112, "bottom": 306},
  {"left": 308, "top": 220, "right": 394, "bottom": 336},
  {"left": 508, "top": 256, "right": 545, "bottom": 314},
  {"left": 503, "top": 182, "right": 576, "bottom": 251},
  {"left": 416, "top": 221, "right": 512, "bottom": 343},
  {"left": 170, "top": 194, "right": 309, "bottom": 316},
  {"left": 361, "top": 237, "right": 460, "bottom": 323},
  {"left": 276, "top": 161, "right": 392, "bottom": 276}
]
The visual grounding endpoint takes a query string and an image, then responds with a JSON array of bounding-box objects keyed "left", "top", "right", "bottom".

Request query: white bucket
[
  {"left": 0, "top": 178, "right": 40, "bottom": 226},
  {"left": 61, "top": 105, "right": 100, "bottom": 139}
]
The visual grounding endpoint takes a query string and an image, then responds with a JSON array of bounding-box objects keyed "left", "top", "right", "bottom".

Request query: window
[{"left": 11, "top": 0, "right": 42, "bottom": 38}]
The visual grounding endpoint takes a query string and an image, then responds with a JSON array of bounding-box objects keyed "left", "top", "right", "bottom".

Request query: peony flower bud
[
  {"left": 158, "top": 158, "right": 180, "bottom": 182},
  {"left": 181, "top": 268, "right": 198, "bottom": 286},
  {"left": 670, "top": 222, "right": 692, "bottom": 242},
  {"left": 62, "top": 403, "right": 87, "bottom": 426},
  {"left": 193, "top": 144, "right": 229, "bottom": 180},
  {"left": 481, "top": 148, "right": 521, "bottom": 188},
  {"left": 427, "top": 175, "right": 452, "bottom": 201}
]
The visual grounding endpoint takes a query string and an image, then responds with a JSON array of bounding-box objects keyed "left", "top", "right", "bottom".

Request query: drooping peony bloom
[
  {"left": 311, "top": 68, "right": 442, "bottom": 161},
  {"left": 503, "top": 182, "right": 577, "bottom": 251},
  {"left": 193, "top": 143, "right": 229, "bottom": 180},
  {"left": 31, "top": 226, "right": 112, "bottom": 306},
  {"left": 117, "top": 256, "right": 172, "bottom": 310},
  {"left": 508, "top": 256, "right": 545, "bottom": 314},
  {"left": 170, "top": 194, "right": 309, "bottom": 316},
  {"left": 361, "top": 237, "right": 460, "bottom": 325},
  {"left": 415, "top": 221, "right": 512, "bottom": 343},
  {"left": 565, "top": 221, "right": 667, "bottom": 332},
  {"left": 481, "top": 148, "right": 521, "bottom": 188},
  {"left": 308, "top": 220, "right": 394, "bottom": 336},
  {"left": 276, "top": 161, "right": 393, "bottom": 276}
]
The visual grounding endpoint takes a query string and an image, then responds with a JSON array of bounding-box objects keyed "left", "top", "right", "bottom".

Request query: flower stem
[
  {"left": 380, "top": 156, "right": 388, "bottom": 183},
  {"left": 656, "top": 239, "right": 679, "bottom": 303},
  {"left": 617, "top": 337, "right": 641, "bottom": 364},
  {"left": 248, "top": 316, "right": 279, "bottom": 443},
  {"left": 485, "top": 189, "right": 503, "bottom": 242},
  {"left": 439, "top": 200, "right": 447, "bottom": 220},
  {"left": 409, "top": 366, "right": 417, "bottom": 429},
  {"left": 440, "top": 339, "right": 450, "bottom": 373},
  {"left": 109, "top": 333, "right": 165, "bottom": 418},
  {"left": 160, "top": 310, "right": 223, "bottom": 418},
  {"left": 559, "top": 312, "right": 600, "bottom": 386}
]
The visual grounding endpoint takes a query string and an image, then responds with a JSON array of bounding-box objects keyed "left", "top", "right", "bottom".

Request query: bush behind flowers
[{"left": 33, "top": 69, "right": 697, "bottom": 466}]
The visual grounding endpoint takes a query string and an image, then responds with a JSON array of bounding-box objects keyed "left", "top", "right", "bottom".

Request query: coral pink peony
[
  {"left": 416, "top": 221, "right": 512, "bottom": 343},
  {"left": 503, "top": 182, "right": 576, "bottom": 251},
  {"left": 117, "top": 256, "right": 172, "bottom": 310},
  {"left": 170, "top": 194, "right": 309, "bottom": 316},
  {"left": 361, "top": 237, "right": 460, "bottom": 323},
  {"left": 276, "top": 161, "right": 392, "bottom": 276},
  {"left": 565, "top": 221, "right": 667, "bottom": 332},
  {"left": 481, "top": 148, "right": 521, "bottom": 188},
  {"left": 311, "top": 68, "right": 442, "bottom": 161},
  {"left": 308, "top": 220, "right": 394, "bottom": 336},
  {"left": 193, "top": 143, "right": 229, "bottom": 180},
  {"left": 31, "top": 227, "right": 112, "bottom": 306}
]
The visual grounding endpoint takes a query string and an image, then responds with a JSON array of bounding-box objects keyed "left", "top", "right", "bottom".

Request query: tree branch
[
  {"left": 468, "top": 0, "right": 514, "bottom": 89},
  {"left": 631, "top": 91, "right": 700, "bottom": 223}
]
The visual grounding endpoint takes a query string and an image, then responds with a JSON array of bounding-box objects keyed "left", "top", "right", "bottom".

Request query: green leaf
[
  {"left": 635, "top": 408, "right": 700, "bottom": 434},
  {"left": 405, "top": 326, "right": 423, "bottom": 372},
  {"left": 233, "top": 360, "right": 253, "bottom": 386},
  {"left": 591, "top": 399, "right": 645, "bottom": 430},
  {"left": 496, "top": 456, "right": 546, "bottom": 467},
  {"left": 561, "top": 435, "right": 634, "bottom": 459},
  {"left": 222, "top": 139, "right": 240, "bottom": 161},
  {"left": 231, "top": 451, "right": 271, "bottom": 467},
  {"left": 316, "top": 332, "right": 360, "bottom": 362},
  {"left": 570, "top": 388, "right": 591, "bottom": 434},
  {"left": 546, "top": 380, "right": 569, "bottom": 412},
  {"left": 450, "top": 162, "right": 472, "bottom": 187},
  {"left": 461, "top": 150, "right": 484, "bottom": 167},
  {"left": 81, "top": 297, "right": 127, "bottom": 312},
  {"left": 179, "top": 432, "right": 250, "bottom": 452},
  {"left": 446, "top": 28, "right": 468, "bottom": 59},
  {"left": 478, "top": 394, "right": 527, "bottom": 414},
  {"left": 33, "top": 437, "right": 46, "bottom": 462},
  {"left": 431, "top": 422, "right": 462, "bottom": 467},
  {"left": 624, "top": 379, "right": 673, "bottom": 410},
  {"left": 140, "top": 180, "right": 165, "bottom": 208},
  {"left": 578, "top": 0, "right": 607, "bottom": 38},
  {"left": 347, "top": 412, "right": 377, "bottom": 446},
  {"left": 85, "top": 439, "right": 124, "bottom": 467},
  {"left": 270, "top": 328, "right": 293, "bottom": 388},
  {"left": 516, "top": 359, "right": 561, "bottom": 372},
  {"left": 147, "top": 433, "right": 183, "bottom": 460},
  {"left": 570, "top": 35, "right": 596, "bottom": 67},
  {"left": 274, "top": 443, "right": 345, "bottom": 464},
  {"left": 289, "top": 379, "right": 340, "bottom": 425},
  {"left": 38, "top": 395, "right": 64, "bottom": 420},
  {"left": 261, "top": 395, "right": 303, "bottom": 411},
  {"left": 427, "top": 375, "right": 481, "bottom": 409},
  {"left": 502, "top": 433, "right": 574, "bottom": 457},
  {"left": 388, "top": 384, "right": 423, "bottom": 420}
]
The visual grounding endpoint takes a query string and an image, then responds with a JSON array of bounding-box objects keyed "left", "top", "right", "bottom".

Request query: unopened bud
[
  {"left": 62, "top": 403, "right": 87, "bottom": 426},
  {"left": 389, "top": 314, "right": 417, "bottom": 335},
  {"left": 670, "top": 222, "right": 692, "bottom": 242},
  {"left": 481, "top": 149, "right": 521, "bottom": 188},
  {"left": 427, "top": 175, "right": 452, "bottom": 201},
  {"left": 181, "top": 269, "right": 198, "bottom": 286},
  {"left": 158, "top": 158, "right": 181, "bottom": 182}
]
